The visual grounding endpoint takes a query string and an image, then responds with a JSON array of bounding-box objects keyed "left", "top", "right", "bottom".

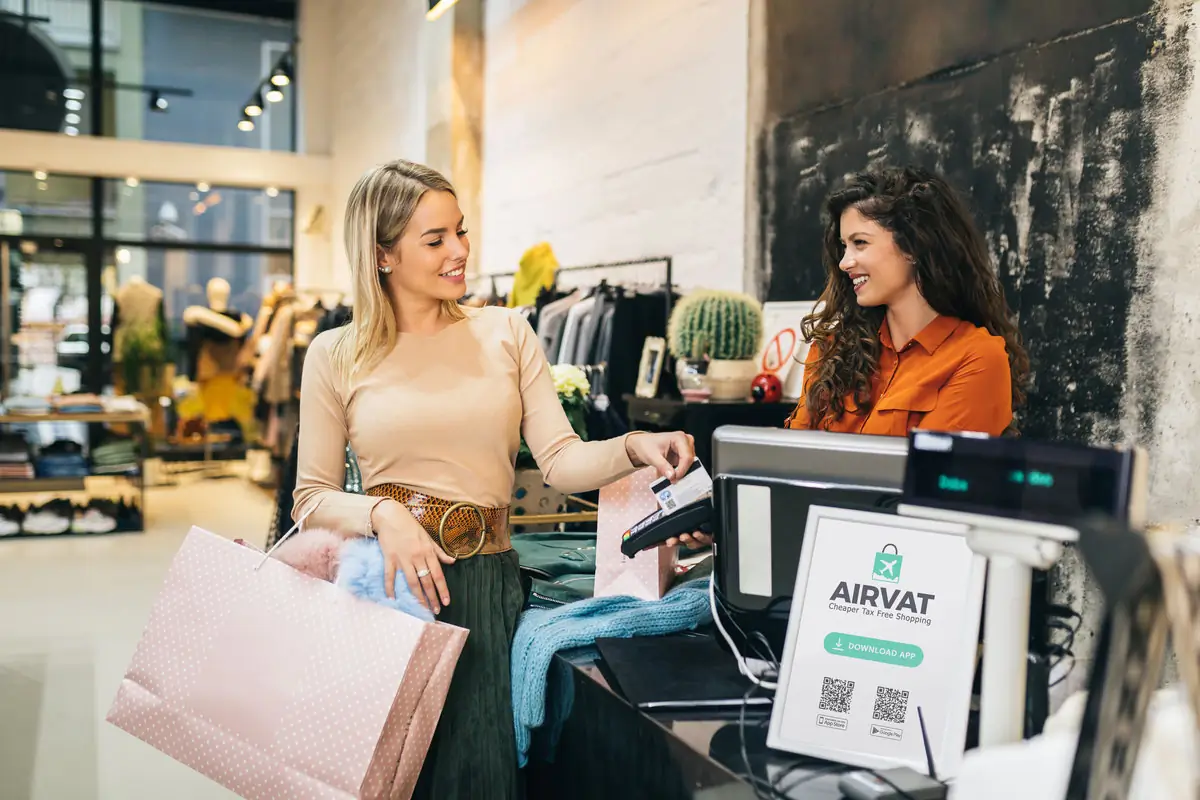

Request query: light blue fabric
[
  {"left": 336, "top": 537, "right": 435, "bottom": 623},
  {"left": 510, "top": 579, "right": 713, "bottom": 766}
]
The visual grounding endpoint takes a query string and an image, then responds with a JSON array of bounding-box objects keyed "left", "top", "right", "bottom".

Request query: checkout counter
[{"left": 521, "top": 427, "right": 1187, "bottom": 800}]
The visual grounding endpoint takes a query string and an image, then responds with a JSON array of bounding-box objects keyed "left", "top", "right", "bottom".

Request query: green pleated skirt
[{"left": 412, "top": 549, "right": 525, "bottom": 800}]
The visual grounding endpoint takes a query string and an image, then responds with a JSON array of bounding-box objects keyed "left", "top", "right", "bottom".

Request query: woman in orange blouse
[
  {"left": 668, "top": 167, "right": 1030, "bottom": 551},
  {"left": 786, "top": 166, "right": 1029, "bottom": 436}
]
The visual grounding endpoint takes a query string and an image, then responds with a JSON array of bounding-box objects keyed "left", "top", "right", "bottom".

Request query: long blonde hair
[{"left": 330, "top": 159, "right": 466, "bottom": 377}]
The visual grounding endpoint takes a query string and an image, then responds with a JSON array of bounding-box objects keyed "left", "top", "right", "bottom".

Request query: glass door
[{"left": 0, "top": 237, "right": 102, "bottom": 399}]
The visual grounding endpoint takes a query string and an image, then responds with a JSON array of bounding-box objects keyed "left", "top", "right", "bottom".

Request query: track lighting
[
  {"left": 270, "top": 60, "right": 291, "bottom": 87},
  {"left": 266, "top": 86, "right": 284, "bottom": 103},
  {"left": 245, "top": 92, "right": 263, "bottom": 117},
  {"left": 238, "top": 116, "right": 255, "bottom": 132},
  {"left": 150, "top": 91, "right": 168, "bottom": 112}
]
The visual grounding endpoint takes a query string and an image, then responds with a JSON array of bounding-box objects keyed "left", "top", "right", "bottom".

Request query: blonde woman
[{"left": 292, "top": 160, "right": 694, "bottom": 797}]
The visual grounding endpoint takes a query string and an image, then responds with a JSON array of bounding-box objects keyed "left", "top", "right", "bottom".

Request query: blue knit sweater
[{"left": 510, "top": 579, "right": 713, "bottom": 766}]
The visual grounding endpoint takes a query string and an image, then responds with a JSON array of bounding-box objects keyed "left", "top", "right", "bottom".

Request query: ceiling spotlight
[
  {"left": 245, "top": 92, "right": 263, "bottom": 117},
  {"left": 64, "top": 127, "right": 79, "bottom": 136},
  {"left": 196, "top": 182, "right": 210, "bottom": 193},
  {"left": 63, "top": 88, "right": 85, "bottom": 100},
  {"left": 33, "top": 170, "right": 47, "bottom": 181},
  {"left": 125, "top": 177, "right": 140, "bottom": 188},
  {"left": 237, "top": 117, "right": 255, "bottom": 132},
  {"left": 65, "top": 99, "right": 82, "bottom": 112},
  {"left": 37, "top": 181, "right": 48, "bottom": 191},
  {"left": 270, "top": 61, "right": 291, "bottom": 87},
  {"left": 426, "top": 0, "right": 461, "bottom": 21},
  {"left": 150, "top": 91, "right": 168, "bottom": 112},
  {"left": 65, "top": 113, "right": 80, "bottom": 125},
  {"left": 116, "top": 248, "right": 131, "bottom": 264},
  {"left": 266, "top": 86, "right": 284, "bottom": 103},
  {"left": 265, "top": 186, "right": 279, "bottom": 198}
]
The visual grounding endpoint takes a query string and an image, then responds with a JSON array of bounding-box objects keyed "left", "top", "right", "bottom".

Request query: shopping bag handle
[{"left": 255, "top": 501, "right": 321, "bottom": 572}]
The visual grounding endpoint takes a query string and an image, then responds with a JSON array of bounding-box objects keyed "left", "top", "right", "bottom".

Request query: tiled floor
[{"left": 0, "top": 476, "right": 273, "bottom": 800}]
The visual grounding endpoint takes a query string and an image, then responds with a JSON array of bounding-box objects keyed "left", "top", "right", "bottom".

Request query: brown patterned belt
[{"left": 365, "top": 484, "right": 511, "bottom": 558}]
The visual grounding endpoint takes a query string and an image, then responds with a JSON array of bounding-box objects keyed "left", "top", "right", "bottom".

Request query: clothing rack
[{"left": 473, "top": 256, "right": 674, "bottom": 324}]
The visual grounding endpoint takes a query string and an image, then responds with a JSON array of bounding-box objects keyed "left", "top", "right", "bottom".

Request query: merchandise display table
[
  {"left": 525, "top": 638, "right": 844, "bottom": 800},
  {"left": 0, "top": 402, "right": 151, "bottom": 535}
]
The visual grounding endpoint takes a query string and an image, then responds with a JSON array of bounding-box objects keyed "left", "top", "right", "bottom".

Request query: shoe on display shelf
[
  {"left": 72, "top": 501, "right": 118, "bottom": 534},
  {"left": 0, "top": 505, "right": 22, "bottom": 536},
  {"left": 22, "top": 500, "right": 72, "bottom": 535}
]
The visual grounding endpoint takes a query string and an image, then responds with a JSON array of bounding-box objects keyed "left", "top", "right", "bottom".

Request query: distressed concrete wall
[
  {"left": 479, "top": 0, "right": 752, "bottom": 289},
  {"left": 760, "top": 0, "right": 1200, "bottom": 700}
]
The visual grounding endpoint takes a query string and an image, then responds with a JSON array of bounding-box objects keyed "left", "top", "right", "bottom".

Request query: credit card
[{"left": 650, "top": 458, "right": 713, "bottom": 514}]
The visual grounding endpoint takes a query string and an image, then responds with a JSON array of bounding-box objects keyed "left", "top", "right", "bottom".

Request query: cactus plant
[{"left": 667, "top": 290, "right": 763, "bottom": 361}]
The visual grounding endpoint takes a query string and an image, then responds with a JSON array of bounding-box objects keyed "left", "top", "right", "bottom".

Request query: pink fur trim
[{"left": 271, "top": 527, "right": 345, "bottom": 583}]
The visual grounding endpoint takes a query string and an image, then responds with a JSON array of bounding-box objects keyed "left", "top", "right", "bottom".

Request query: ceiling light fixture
[
  {"left": 245, "top": 92, "right": 264, "bottom": 117},
  {"left": 196, "top": 182, "right": 211, "bottom": 193},
  {"left": 237, "top": 116, "right": 255, "bottom": 132},
  {"left": 149, "top": 91, "right": 168, "bottom": 112},
  {"left": 125, "top": 177, "right": 140, "bottom": 188},
  {"left": 270, "top": 60, "right": 291, "bottom": 87},
  {"left": 426, "top": 0, "right": 461, "bottom": 21},
  {"left": 63, "top": 88, "right": 85, "bottom": 100},
  {"left": 33, "top": 170, "right": 47, "bottom": 181},
  {"left": 265, "top": 186, "right": 279, "bottom": 198},
  {"left": 65, "top": 113, "right": 80, "bottom": 125},
  {"left": 266, "top": 86, "right": 284, "bottom": 103},
  {"left": 64, "top": 127, "right": 78, "bottom": 136},
  {"left": 65, "top": 99, "right": 81, "bottom": 111}
]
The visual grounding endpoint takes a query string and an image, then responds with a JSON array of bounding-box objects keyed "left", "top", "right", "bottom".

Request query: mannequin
[
  {"left": 111, "top": 272, "right": 168, "bottom": 396},
  {"left": 181, "top": 278, "right": 255, "bottom": 438}
]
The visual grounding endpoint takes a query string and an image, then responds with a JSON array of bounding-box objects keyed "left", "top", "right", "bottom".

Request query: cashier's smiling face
[{"left": 837, "top": 207, "right": 919, "bottom": 309}]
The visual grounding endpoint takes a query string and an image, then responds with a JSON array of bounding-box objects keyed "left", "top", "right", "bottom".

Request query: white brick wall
[{"left": 481, "top": 0, "right": 751, "bottom": 291}]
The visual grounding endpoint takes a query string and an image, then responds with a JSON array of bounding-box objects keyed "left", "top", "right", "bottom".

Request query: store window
[
  {"left": 0, "top": 0, "right": 296, "bottom": 151},
  {"left": 104, "top": 179, "right": 294, "bottom": 249},
  {"left": 0, "top": 170, "right": 94, "bottom": 239}
]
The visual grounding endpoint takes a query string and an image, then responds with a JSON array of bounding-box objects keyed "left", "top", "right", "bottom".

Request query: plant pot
[{"left": 705, "top": 359, "right": 757, "bottom": 401}]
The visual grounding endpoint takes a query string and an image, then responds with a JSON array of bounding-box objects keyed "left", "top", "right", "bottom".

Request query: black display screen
[{"left": 902, "top": 433, "right": 1133, "bottom": 523}]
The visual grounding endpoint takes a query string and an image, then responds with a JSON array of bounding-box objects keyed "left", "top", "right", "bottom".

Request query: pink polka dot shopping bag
[{"left": 106, "top": 522, "right": 468, "bottom": 799}]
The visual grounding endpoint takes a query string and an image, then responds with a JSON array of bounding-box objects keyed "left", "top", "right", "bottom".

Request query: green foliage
[
  {"left": 667, "top": 289, "right": 763, "bottom": 361},
  {"left": 118, "top": 320, "right": 169, "bottom": 395}
]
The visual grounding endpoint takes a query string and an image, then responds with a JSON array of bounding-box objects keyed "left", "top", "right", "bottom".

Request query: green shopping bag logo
[{"left": 872, "top": 544, "right": 902, "bottom": 584}]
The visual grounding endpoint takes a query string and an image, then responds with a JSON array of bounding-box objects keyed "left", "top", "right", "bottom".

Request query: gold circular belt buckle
[{"left": 437, "top": 502, "right": 488, "bottom": 559}]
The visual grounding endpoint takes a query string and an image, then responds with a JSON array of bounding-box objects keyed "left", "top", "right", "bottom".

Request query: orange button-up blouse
[{"left": 784, "top": 315, "right": 1012, "bottom": 437}]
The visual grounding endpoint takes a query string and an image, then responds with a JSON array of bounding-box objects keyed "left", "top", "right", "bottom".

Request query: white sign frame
[{"left": 766, "top": 505, "right": 986, "bottom": 779}]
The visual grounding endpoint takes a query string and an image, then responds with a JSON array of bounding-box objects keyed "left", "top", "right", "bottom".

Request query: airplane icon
[{"left": 876, "top": 558, "right": 897, "bottom": 577}]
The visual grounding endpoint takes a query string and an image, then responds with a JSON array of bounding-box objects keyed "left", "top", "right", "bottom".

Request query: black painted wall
[{"left": 762, "top": 2, "right": 1179, "bottom": 444}]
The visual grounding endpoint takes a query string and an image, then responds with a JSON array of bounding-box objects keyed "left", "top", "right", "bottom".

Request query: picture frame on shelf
[{"left": 635, "top": 336, "right": 666, "bottom": 399}]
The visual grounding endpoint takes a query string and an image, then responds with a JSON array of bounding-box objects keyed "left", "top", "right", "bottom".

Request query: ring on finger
[{"left": 416, "top": 567, "right": 431, "bottom": 578}]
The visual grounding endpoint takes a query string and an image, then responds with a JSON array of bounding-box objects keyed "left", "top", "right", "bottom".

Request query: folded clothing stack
[
  {"left": 3, "top": 396, "right": 50, "bottom": 416},
  {"left": 51, "top": 393, "right": 105, "bottom": 414},
  {"left": 35, "top": 439, "right": 89, "bottom": 478},
  {"left": 91, "top": 436, "right": 139, "bottom": 475},
  {"left": 0, "top": 431, "right": 34, "bottom": 480}
]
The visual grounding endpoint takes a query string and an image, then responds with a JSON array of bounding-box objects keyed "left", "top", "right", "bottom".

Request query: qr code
[
  {"left": 873, "top": 686, "right": 910, "bottom": 724},
  {"left": 819, "top": 677, "right": 855, "bottom": 714}
]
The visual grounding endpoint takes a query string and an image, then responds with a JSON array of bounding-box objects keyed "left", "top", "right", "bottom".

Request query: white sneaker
[
  {"left": 72, "top": 508, "right": 117, "bottom": 534},
  {"left": 0, "top": 515, "right": 19, "bottom": 536},
  {"left": 23, "top": 510, "right": 70, "bottom": 535}
]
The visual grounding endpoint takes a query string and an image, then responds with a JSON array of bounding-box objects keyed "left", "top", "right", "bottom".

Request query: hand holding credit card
[{"left": 650, "top": 459, "right": 713, "bottom": 514}]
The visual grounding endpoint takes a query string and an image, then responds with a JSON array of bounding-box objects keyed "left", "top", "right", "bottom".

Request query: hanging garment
[
  {"left": 507, "top": 242, "right": 559, "bottom": 308},
  {"left": 252, "top": 300, "right": 295, "bottom": 405},
  {"left": 572, "top": 290, "right": 609, "bottom": 366},
  {"left": 556, "top": 295, "right": 595, "bottom": 365},
  {"left": 536, "top": 290, "right": 582, "bottom": 359}
]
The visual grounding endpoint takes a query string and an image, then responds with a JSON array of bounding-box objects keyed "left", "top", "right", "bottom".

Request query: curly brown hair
[{"left": 800, "top": 166, "right": 1029, "bottom": 429}]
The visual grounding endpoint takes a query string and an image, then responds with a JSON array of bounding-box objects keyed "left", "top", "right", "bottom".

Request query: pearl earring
[{"left": 378, "top": 265, "right": 393, "bottom": 274}]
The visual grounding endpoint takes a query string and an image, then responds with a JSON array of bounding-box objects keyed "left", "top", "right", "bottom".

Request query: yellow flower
[{"left": 550, "top": 364, "right": 590, "bottom": 398}]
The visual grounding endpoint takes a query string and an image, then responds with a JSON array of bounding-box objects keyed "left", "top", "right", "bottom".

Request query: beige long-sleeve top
[{"left": 292, "top": 305, "right": 640, "bottom": 534}]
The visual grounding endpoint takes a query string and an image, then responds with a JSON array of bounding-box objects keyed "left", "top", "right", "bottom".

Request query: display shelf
[
  {"left": 0, "top": 529, "right": 143, "bottom": 541},
  {"left": 0, "top": 401, "right": 150, "bottom": 535},
  {"left": 0, "top": 477, "right": 87, "bottom": 494}
]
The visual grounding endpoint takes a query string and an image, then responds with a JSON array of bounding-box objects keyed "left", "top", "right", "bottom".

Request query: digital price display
[{"left": 903, "top": 432, "right": 1138, "bottom": 524}]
